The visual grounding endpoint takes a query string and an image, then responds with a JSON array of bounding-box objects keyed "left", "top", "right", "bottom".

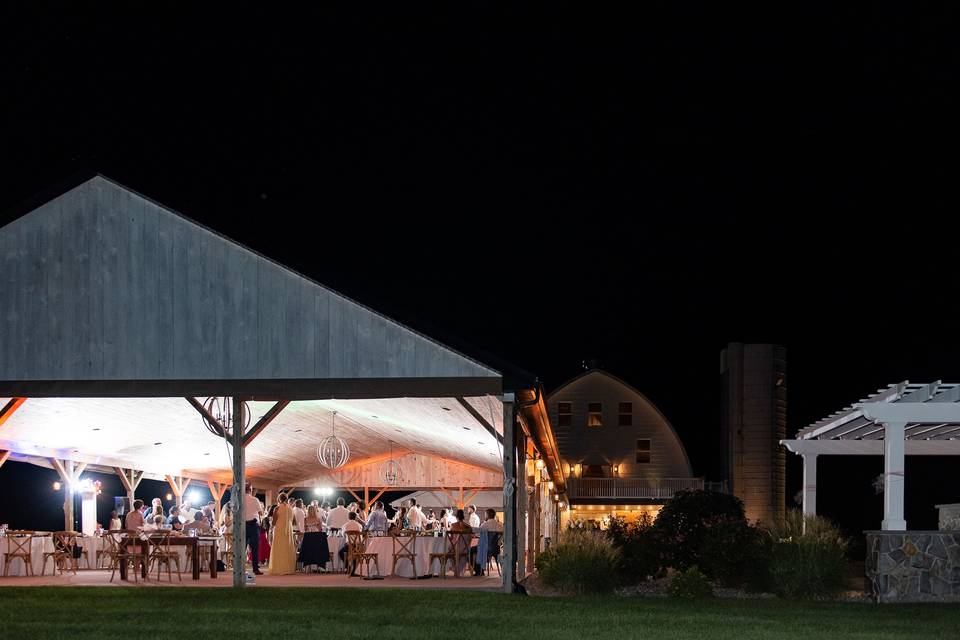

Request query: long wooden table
[{"left": 119, "top": 535, "right": 219, "bottom": 581}]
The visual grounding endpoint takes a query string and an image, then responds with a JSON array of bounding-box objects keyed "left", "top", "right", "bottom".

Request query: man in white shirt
[
  {"left": 326, "top": 497, "right": 350, "bottom": 532},
  {"left": 406, "top": 498, "right": 426, "bottom": 531},
  {"left": 243, "top": 485, "right": 264, "bottom": 575},
  {"left": 292, "top": 499, "right": 306, "bottom": 532},
  {"left": 445, "top": 508, "right": 457, "bottom": 528},
  {"left": 467, "top": 504, "right": 481, "bottom": 529},
  {"left": 476, "top": 509, "right": 503, "bottom": 576},
  {"left": 338, "top": 512, "right": 363, "bottom": 576}
]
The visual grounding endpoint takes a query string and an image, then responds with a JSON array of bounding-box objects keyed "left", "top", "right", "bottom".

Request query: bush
[
  {"left": 652, "top": 489, "right": 761, "bottom": 586},
  {"left": 536, "top": 529, "right": 622, "bottom": 595},
  {"left": 668, "top": 566, "right": 714, "bottom": 599},
  {"left": 606, "top": 513, "right": 663, "bottom": 582},
  {"left": 763, "top": 510, "right": 848, "bottom": 600}
]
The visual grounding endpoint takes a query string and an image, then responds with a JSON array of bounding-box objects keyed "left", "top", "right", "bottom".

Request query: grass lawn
[{"left": 1, "top": 588, "right": 959, "bottom": 639}]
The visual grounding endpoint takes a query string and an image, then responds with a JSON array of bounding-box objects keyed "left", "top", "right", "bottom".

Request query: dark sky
[{"left": 2, "top": 5, "right": 959, "bottom": 532}]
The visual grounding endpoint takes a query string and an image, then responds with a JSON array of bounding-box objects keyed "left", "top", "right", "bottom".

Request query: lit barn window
[
  {"left": 557, "top": 402, "right": 572, "bottom": 427},
  {"left": 618, "top": 402, "right": 633, "bottom": 426},
  {"left": 636, "top": 438, "right": 651, "bottom": 464},
  {"left": 587, "top": 402, "right": 603, "bottom": 427}
]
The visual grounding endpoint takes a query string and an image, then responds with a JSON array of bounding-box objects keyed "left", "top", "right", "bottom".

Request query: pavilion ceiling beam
[
  {"left": 242, "top": 400, "right": 290, "bottom": 448},
  {"left": 456, "top": 397, "right": 503, "bottom": 444},
  {"left": 0, "top": 450, "right": 11, "bottom": 470},
  {"left": 0, "top": 397, "right": 26, "bottom": 429},
  {"left": 368, "top": 487, "right": 388, "bottom": 506},
  {"left": 185, "top": 397, "right": 227, "bottom": 437}
]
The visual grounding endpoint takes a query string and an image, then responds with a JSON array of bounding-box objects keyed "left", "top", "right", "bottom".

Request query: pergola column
[
  {"left": 230, "top": 397, "right": 247, "bottom": 588},
  {"left": 882, "top": 421, "right": 907, "bottom": 531},
  {"left": 114, "top": 467, "right": 144, "bottom": 508},
  {"left": 801, "top": 453, "right": 817, "bottom": 517},
  {"left": 502, "top": 396, "right": 515, "bottom": 594},
  {"left": 51, "top": 459, "right": 87, "bottom": 531}
]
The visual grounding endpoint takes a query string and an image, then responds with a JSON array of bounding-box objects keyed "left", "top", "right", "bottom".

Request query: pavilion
[
  {"left": 780, "top": 381, "right": 960, "bottom": 601},
  {"left": 0, "top": 174, "right": 564, "bottom": 589}
]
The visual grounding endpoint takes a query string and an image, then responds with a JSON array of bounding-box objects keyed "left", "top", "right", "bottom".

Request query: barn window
[
  {"left": 636, "top": 438, "right": 651, "bottom": 464},
  {"left": 557, "top": 402, "right": 572, "bottom": 427},
  {"left": 587, "top": 402, "right": 603, "bottom": 427},
  {"left": 618, "top": 402, "right": 633, "bottom": 426}
]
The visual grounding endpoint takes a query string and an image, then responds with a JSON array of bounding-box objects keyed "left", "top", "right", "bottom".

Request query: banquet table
[
  {"left": 118, "top": 534, "right": 219, "bottom": 580},
  {"left": 0, "top": 534, "right": 51, "bottom": 576},
  {"left": 364, "top": 535, "right": 473, "bottom": 578}
]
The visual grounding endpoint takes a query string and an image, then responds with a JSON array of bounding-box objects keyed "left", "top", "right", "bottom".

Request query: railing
[{"left": 566, "top": 477, "right": 705, "bottom": 500}]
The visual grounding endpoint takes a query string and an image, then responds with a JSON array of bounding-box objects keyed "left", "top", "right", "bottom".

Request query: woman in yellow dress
[{"left": 268, "top": 493, "right": 297, "bottom": 575}]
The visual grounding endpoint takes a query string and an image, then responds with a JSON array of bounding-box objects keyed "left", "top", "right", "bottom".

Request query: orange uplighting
[
  {"left": 165, "top": 493, "right": 173, "bottom": 501},
  {"left": 52, "top": 481, "right": 62, "bottom": 491}
]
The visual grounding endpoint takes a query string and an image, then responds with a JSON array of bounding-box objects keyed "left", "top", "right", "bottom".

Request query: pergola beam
[
  {"left": 185, "top": 397, "right": 227, "bottom": 437},
  {"left": 0, "top": 450, "right": 11, "bottom": 470},
  {"left": 780, "top": 439, "right": 960, "bottom": 455},
  {"left": 456, "top": 396, "right": 503, "bottom": 444},
  {"left": 0, "top": 397, "right": 26, "bottom": 429}
]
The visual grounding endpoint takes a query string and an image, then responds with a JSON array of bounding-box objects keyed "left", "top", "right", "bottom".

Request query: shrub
[
  {"left": 652, "top": 489, "right": 761, "bottom": 586},
  {"left": 606, "top": 513, "right": 663, "bottom": 581},
  {"left": 668, "top": 566, "right": 714, "bottom": 599},
  {"left": 536, "top": 528, "right": 622, "bottom": 595},
  {"left": 763, "top": 510, "right": 848, "bottom": 600}
]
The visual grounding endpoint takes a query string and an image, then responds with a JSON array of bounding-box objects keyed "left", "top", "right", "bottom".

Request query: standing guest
[
  {"left": 467, "top": 505, "right": 481, "bottom": 529},
  {"left": 425, "top": 509, "right": 437, "bottom": 531},
  {"left": 292, "top": 499, "right": 306, "bottom": 533},
  {"left": 347, "top": 502, "right": 367, "bottom": 526},
  {"left": 268, "top": 493, "right": 296, "bottom": 575},
  {"left": 304, "top": 505, "right": 323, "bottom": 532},
  {"left": 180, "top": 500, "right": 197, "bottom": 523},
  {"left": 202, "top": 501, "right": 217, "bottom": 525},
  {"left": 326, "top": 497, "right": 350, "bottom": 532},
  {"left": 363, "top": 502, "right": 388, "bottom": 535},
  {"left": 243, "top": 485, "right": 264, "bottom": 575},
  {"left": 388, "top": 506, "right": 408, "bottom": 534},
  {"left": 436, "top": 509, "right": 448, "bottom": 533},
  {"left": 445, "top": 508, "right": 457, "bottom": 528},
  {"left": 143, "top": 514, "right": 166, "bottom": 531},
  {"left": 258, "top": 518, "right": 272, "bottom": 565},
  {"left": 108, "top": 510, "right": 122, "bottom": 531},
  {"left": 183, "top": 511, "right": 207, "bottom": 532},
  {"left": 220, "top": 503, "right": 233, "bottom": 530},
  {"left": 406, "top": 498, "right": 426, "bottom": 531},
  {"left": 125, "top": 500, "right": 145, "bottom": 529}
]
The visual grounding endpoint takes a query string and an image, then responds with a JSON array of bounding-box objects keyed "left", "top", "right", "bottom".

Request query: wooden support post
[
  {"left": 502, "top": 396, "right": 516, "bottom": 594},
  {"left": 165, "top": 475, "right": 192, "bottom": 507},
  {"left": 368, "top": 487, "right": 387, "bottom": 507},
  {"left": 208, "top": 480, "right": 228, "bottom": 524},
  {"left": 346, "top": 487, "right": 362, "bottom": 505},
  {"left": 51, "top": 459, "right": 87, "bottom": 531},
  {"left": 462, "top": 487, "right": 481, "bottom": 509},
  {"left": 231, "top": 397, "right": 247, "bottom": 588},
  {"left": 517, "top": 436, "right": 527, "bottom": 579},
  {"left": 114, "top": 467, "right": 144, "bottom": 508},
  {"left": 364, "top": 486, "right": 369, "bottom": 513},
  {"left": 0, "top": 450, "right": 11, "bottom": 470}
]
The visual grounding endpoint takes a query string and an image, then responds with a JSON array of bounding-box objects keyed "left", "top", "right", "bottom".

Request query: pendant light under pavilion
[
  {"left": 382, "top": 440, "right": 402, "bottom": 485},
  {"left": 317, "top": 410, "right": 351, "bottom": 469}
]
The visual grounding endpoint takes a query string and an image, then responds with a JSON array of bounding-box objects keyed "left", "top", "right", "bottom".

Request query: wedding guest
[
  {"left": 220, "top": 503, "right": 233, "bottom": 530},
  {"left": 293, "top": 499, "right": 306, "bottom": 532},
  {"left": 244, "top": 485, "right": 264, "bottom": 575},
  {"left": 125, "top": 500, "right": 145, "bottom": 529},
  {"left": 448, "top": 509, "right": 472, "bottom": 533},
  {"left": 480, "top": 508, "right": 503, "bottom": 533},
  {"left": 445, "top": 508, "right": 457, "bottom": 528},
  {"left": 338, "top": 512, "right": 363, "bottom": 576},
  {"left": 268, "top": 493, "right": 296, "bottom": 575},
  {"left": 143, "top": 497, "right": 163, "bottom": 519},
  {"left": 467, "top": 504, "right": 481, "bottom": 529},
  {"left": 407, "top": 498, "right": 426, "bottom": 531},
  {"left": 304, "top": 505, "right": 323, "bottom": 532},
  {"left": 436, "top": 509, "right": 448, "bottom": 532},
  {"left": 475, "top": 509, "right": 503, "bottom": 575},
  {"left": 108, "top": 510, "right": 122, "bottom": 531},
  {"left": 258, "top": 519, "right": 271, "bottom": 565},
  {"left": 347, "top": 502, "right": 366, "bottom": 526},
  {"left": 388, "top": 506, "right": 408, "bottom": 534},
  {"left": 326, "top": 497, "right": 349, "bottom": 532},
  {"left": 202, "top": 501, "right": 216, "bottom": 524},
  {"left": 183, "top": 511, "right": 207, "bottom": 532},
  {"left": 167, "top": 507, "right": 183, "bottom": 531},
  {"left": 363, "top": 501, "right": 388, "bottom": 535}
]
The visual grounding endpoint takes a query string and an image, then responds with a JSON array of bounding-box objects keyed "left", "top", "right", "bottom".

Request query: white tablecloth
[
  {"left": 0, "top": 536, "right": 50, "bottom": 576},
  {"left": 365, "top": 535, "right": 470, "bottom": 577}
]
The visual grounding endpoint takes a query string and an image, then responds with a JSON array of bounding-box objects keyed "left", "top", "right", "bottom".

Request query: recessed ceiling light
[
  {"left": 477, "top": 441, "right": 484, "bottom": 445},
  {"left": 371, "top": 415, "right": 378, "bottom": 419},
  {"left": 395, "top": 429, "right": 402, "bottom": 433},
  {"left": 204, "top": 452, "right": 210, "bottom": 456},
  {"left": 154, "top": 442, "right": 162, "bottom": 446},
  {"left": 92, "top": 428, "right": 100, "bottom": 431},
  {"left": 441, "top": 407, "right": 451, "bottom": 411},
  {"left": 294, "top": 429, "right": 302, "bottom": 433},
  {"left": 462, "top": 426, "right": 470, "bottom": 430}
]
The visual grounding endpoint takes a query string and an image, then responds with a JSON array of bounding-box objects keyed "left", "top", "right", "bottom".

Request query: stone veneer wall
[{"left": 866, "top": 531, "right": 960, "bottom": 602}]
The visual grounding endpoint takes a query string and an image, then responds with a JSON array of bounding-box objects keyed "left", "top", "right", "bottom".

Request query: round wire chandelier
[
  {"left": 201, "top": 396, "right": 250, "bottom": 438},
  {"left": 382, "top": 440, "right": 401, "bottom": 485},
  {"left": 317, "top": 410, "right": 350, "bottom": 469}
]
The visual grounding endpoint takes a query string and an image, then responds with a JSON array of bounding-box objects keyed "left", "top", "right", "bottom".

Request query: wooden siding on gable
[
  {"left": 547, "top": 370, "right": 693, "bottom": 479},
  {"left": 0, "top": 177, "right": 499, "bottom": 390}
]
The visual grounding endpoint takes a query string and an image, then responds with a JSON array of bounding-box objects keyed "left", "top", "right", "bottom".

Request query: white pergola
[{"left": 781, "top": 381, "right": 960, "bottom": 531}]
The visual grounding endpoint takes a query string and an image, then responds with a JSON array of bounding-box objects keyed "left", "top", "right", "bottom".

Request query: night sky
[{"left": 2, "top": 5, "right": 959, "bottom": 535}]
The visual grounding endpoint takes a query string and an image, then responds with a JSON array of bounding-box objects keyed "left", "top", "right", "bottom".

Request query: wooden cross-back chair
[
  {"left": 112, "top": 530, "right": 148, "bottom": 583},
  {"left": 430, "top": 532, "right": 471, "bottom": 578},
  {"left": 390, "top": 533, "right": 418, "bottom": 578},
  {"left": 346, "top": 530, "right": 380, "bottom": 578},
  {"left": 147, "top": 531, "right": 182, "bottom": 582},
  {"left": 2, "top": 531, "right": 35, "bottom": 576},
  {"left": 41, "top": 531, "right": 80, "bottom": 576}
]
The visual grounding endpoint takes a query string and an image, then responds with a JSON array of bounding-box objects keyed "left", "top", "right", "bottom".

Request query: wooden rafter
[
  {"left": 345, "top": 487, "right": 363, "bottom": 504},
  {"left": 0, "top": 397, "right": 26, "bottom": 429},
  {"left": 368, "top": 487, "right": 387, "bottom": 507},
  {"left": 208, "top": 480, "right": 229, "bottom": 523},
  {"left": 165, "top": 474, "right": 192, "bottom": 502},
  {"left": 242, "top": 400, "right": 290, "bottom": 447},
  {"left": 0, "top": 450, "right": 11, "bottom": 469},
  {"left": 185, "top": 397, "right": 227, "bottom": 437},
  {"left": 455, "top": 396, "right": 503, "bottom": 444},
  {"left": 462, "top": 487, "right": 482, "bottom": 508},
  {"left": 114, "top": 467, "right": 144, "bottom": 498}
]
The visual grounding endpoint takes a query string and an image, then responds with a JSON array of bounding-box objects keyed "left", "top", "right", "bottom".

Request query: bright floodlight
[
  {"left": 322, "top": 487, "right": 334, "bottom": 497},
  {"left": 188, "top": 490, "right": 201, "bottom": 504},
  {"left": 313, "top": 487, "right": 322, "bottom": 496}
]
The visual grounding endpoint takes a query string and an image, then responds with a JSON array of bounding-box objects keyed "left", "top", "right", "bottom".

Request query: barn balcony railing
[{"left": 566, "top": 477, "right": 705, "bottom": 500}]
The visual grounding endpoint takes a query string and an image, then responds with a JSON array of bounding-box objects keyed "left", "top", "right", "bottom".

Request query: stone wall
[{"left": 866, "top": 531, "right": 960, "bottom": 602}]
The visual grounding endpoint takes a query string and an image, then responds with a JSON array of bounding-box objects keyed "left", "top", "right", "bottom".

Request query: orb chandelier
[
  {"left": 202, "top": 396, "right": 250, "bottom": 438},
  {"left": 317, "top": 410, "right": 350, "bottom": 469},
  {"left": 382, "top": 440, "right": 401, "bottom": 485}
]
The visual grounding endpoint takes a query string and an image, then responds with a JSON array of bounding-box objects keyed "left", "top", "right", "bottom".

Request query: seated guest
[
  {"left": 143, "top": 497, "right": 163, "bottom": 519},
  {"left": 363, "top": 501, "right": 388, "bottom": 535},
  {"left": 180, "top": 500, "right": 198, "bottom": 523},
  {"left": 448, "top": 509, "right": 472, "bottom": 533},
  {"left": 347, "top": 502, "right": 366, "bottom": 526},
  {"left": 167, "top": 507, "right": 184, "bottom": 531},
  {"left": 108, "top": 510, "right": 122, "bottom": 531},
  {"left": 183, "top": 510, "right": 208, "bottom": 532},
  {"left": 338, "top": 512, "right": 363, "bottom": 576},
  {"left": 304, "top": 505, "right": 323, "bottom": 532},
  {"left": 143, "top": 514, "right": 166, "bottom": 531},
  {"left": 474, "top": 509, "right": 503, "bottom": 575},
  {"left": 326, "top": 497, "right": 350, "bottom": 533},
  {"left": 125, "top": 500, "right": 145, "bottom": 529},
  {"left": 480, "top": 508, "right": 503, "bottom": 532}
]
